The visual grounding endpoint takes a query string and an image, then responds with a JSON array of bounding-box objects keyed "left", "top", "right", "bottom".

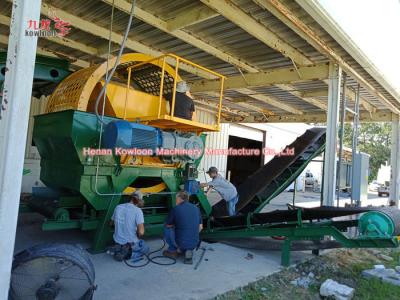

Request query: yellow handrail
[
  {"left": 171, "top": 58, "right": 180, "bottom": 118},
  {"left": 126, "top": 53, "right": 225, "bottom": 130},
  {"left": 158, "top": 58, "right": 166, "bottom": 118},
  {"left": 123, "top": 67, "right": 132, "bottom": 120}
]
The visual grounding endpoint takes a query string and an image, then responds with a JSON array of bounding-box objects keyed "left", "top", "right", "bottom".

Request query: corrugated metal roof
[{"left": 0, "top": 0, "right": 398, "bottom": 121}]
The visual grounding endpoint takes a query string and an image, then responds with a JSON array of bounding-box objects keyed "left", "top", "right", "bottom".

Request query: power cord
[{"left": 123, "top": 239, "right": 176, "bottom": 268}]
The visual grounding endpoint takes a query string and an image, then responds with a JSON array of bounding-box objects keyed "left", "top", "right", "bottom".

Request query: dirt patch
[{"left": 214, "top": 248, "right": 400, "bottom": 300}]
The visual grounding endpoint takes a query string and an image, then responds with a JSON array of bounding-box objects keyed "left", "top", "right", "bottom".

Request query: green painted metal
[
  {"left": 30, "top": 109, "right": 400, "bottom": 263},
  {"left": 0, "top": 52, "right": 71, "bottom": 83},
  {"left": 197, "top": 190, "right": 212, "bottom": 216},
  {"left": 254, "top": 142, "right": 326, "bottom": 213},
  {"left": 32, "top": 110, "right": 208, "bottom": 252},
  {"left": 201, "top": 221, "right": 399, "bottom": 266},
  {"left": 359, "top": 211, "right": 395, "bottom": 238}
]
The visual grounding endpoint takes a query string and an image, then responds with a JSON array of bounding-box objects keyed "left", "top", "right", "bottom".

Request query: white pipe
[{"left": 0, "top": 0, "right": 41, "bottom": 297}]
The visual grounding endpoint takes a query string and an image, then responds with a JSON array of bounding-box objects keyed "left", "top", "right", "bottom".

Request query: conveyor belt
[
  {"left": 210, "top": 206, "right": 373, "bottom": 228},
  {"left": 236, "top": 127, "right": 326, "bottom": 214}
]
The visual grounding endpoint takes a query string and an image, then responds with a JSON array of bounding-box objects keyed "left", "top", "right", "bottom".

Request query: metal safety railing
[{"left": 124, "top": 53, "right": 225, "bottom": 128}]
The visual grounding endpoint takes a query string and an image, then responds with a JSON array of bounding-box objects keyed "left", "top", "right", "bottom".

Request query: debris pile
[
  {"left": 319, "top": 279, "right": 354, "bottom": 300},
  {"left": 362, "top": 264, "right": 400, "bottom": 287}
]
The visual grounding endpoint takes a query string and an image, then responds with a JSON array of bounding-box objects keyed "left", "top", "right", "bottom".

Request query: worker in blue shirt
[
  {"left": 200, "top": 166, "right": 239, "bottom": 216},
  {"left": 163, "top": 191, "right": 203, "bottom": 264}
]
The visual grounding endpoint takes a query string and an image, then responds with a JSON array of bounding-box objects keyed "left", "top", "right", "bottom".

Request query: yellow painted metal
[
  {"left": 100, "top": 82, "right": 170, "bottom": 120},
  {"left": 48, "top": 52, "right": 224, "bottom": 133},
  {"left": 158, "top": 59, "right": 167, "bottom": 118},
  {"left": 124, "top": 182, "right": 167, "bottom": 194},
  {"left": 45, "top": 53, "right": 224, "bottom": 190},
  {"left": 46, "top": 53, "right": 180, "bottom": 113},
  {"left": 126, "top": 53, "right": 225, "bottom": 132}
]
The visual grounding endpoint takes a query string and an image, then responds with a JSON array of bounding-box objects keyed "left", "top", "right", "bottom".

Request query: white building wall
[
  {"left": 228, "top": 124, "right": 264, "bottom": 142},
  {"left": 196, "top": 109, "right": 229, "bottom": 181}
]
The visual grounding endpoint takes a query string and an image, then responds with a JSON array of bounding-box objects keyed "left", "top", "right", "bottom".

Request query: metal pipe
[
  {"left": 217, "top": 77, "right": 225, "bottom": 125},
  {"left": 350, "top": 84, "right": 360, "bottom": 205},
  {"left": 292, "top": 179, "right": 297, "bottom": 206},
  {"left": 158, "top": 58, "right": 166, "bottom": 118},
  {"left": 123, "top": 67, "right": 131, "bottom": 120},
  {"left": 336, "top": 72, "right": 347, "bottom": 207},
  {"left": 170, "top": 58, "right": 180, "bottom": 118},
  {"left": 345, "top": 107, "right": 357, "bottom": 115},
  {"left": 320, "top": 151, "right": 325, "bottom": 206}
]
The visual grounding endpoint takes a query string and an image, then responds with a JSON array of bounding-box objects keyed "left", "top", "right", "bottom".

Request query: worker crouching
[
  {"left": 163, "top": 191, "right": 203, "bottom": 264},
  {"left": 109, "top": 191, "right": 149, "bottom": 262}
]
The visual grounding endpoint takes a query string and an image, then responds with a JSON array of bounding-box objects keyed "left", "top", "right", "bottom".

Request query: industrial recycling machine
[{"left": 13, "top": 52, "right": 400, "bottom": 266}]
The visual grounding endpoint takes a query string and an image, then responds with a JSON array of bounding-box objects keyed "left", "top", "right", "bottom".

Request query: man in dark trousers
[
  {"left": 165, "top": 81, "right": 195, "bottom": 120},
  {"left": 163, "top": 191, "right": 203, "bottom": 264},
  {"left": 201, "top": 166, "right": 239, "bottom": 216}
]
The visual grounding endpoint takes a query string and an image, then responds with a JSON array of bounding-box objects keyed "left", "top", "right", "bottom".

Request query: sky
[{"left": 317, "top": 0, "right": 400, "bottom": 93}]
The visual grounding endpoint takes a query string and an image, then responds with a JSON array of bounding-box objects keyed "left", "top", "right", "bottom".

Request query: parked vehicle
[
  {"left": 369, "top": 180, "right": 382, "bottom": 192},
  {"left": 304, "top": 171, "right": 317, "bottom": 186},
  {"left": 378, "top": 181, "right": 390, "bottom": 197}
]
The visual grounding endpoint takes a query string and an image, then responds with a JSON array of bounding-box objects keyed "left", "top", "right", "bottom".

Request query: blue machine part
[
  {"left": 184, "top": 180, "right": 200, "bottom": 195},
  {"left": 102, "top": 120, "right": 161, "bottom": 152},
  {"left": 102, "top": 120, "right": 204, "bottom": 163}
]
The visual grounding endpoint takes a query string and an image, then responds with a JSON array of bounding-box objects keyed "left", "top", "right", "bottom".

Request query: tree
[{"left": 343, "top": 122, "right": 391, "bottom": 182}]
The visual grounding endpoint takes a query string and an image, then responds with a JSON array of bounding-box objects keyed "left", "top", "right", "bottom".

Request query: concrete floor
[
  {"left": 14, "top": 214, "right": 311, "bottom": 300},
  {"left": 13, "top": 190, "right": 387, "bottom": 299}
]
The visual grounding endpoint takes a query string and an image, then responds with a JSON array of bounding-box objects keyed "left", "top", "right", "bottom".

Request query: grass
[{"left": 213, "top": 249, "right": 400, "bottom": 300}]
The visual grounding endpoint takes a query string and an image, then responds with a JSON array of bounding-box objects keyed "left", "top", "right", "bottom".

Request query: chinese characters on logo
[{"left": 25, "top": 15, "right": 71, "bottom": 37}]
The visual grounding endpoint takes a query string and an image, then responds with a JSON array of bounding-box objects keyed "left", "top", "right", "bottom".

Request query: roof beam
[
  {"left": 22, "top": 1, "right": 214, "bottom": 79},
  {"left": 191, "top": 63, "right": 329, "bottom": 92},
  {"left": 255, "top": 0, "right": 400, "bottom": 114},
  {"left": 275, "top": 84, "right": 328, "bottom": 110},
  {"left": 301, "top": 89, "right": 327, "bottom": 98},
  {"left": 202, "top": 91, "right": 273, "bottom": 115},
  {"left": 223, "top": 110, "right": 392, "bottom": 123},
  {"left": 166, "top": 5, "right": 219, "bottom": 31},
  {"left": 302, "top": 83, "right": 375, "bottom": 113},
  {"left": 193, "top": 98, "right": 249, "bottom": 117},
  {"left": 344, "top": 87, "right": 376, "bottom": 113},
  {"left": 235, "top": 88, "right": 303, "bottom": 114},
  {"left": 200, "top": 0, "right": 313, "bottom": 66},
  {"left": 0, "top": 34, "right": 89, "bottom": 68},
  {"left": 102, "top": 0, "right": 259, "bottom": 73},
  {"left": 1, "top": 14, "right": 100, "bottom": 58}
]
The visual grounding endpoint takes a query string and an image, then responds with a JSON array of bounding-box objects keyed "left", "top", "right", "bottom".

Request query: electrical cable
[
  {"left": 123, "top": 239, "right": 176, "bottom": 268},
  {"left": 95, "top": 0, "right": 136, "bottom": 124}
]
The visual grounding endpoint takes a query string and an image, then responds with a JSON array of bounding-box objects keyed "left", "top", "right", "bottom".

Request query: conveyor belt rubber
[
  {"left": 236, "top": 127, "right": 326, "bottom": 214},
  {"left": 372, "top": 207, "right": 400, "bottom": 235},
  {"left": 210, "top": 206, "right": 373, "bottom": 228}
]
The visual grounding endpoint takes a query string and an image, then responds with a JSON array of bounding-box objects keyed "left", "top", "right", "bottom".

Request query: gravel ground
[{"left": 213, "top": 248, "right": 400, "bottom": 300}]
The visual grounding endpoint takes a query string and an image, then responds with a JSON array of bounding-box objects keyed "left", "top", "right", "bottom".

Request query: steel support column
[
  {"left": 0, "top": 0, "right": 41, "bottom": 297},
  {"left": 390, "top": 114, "right": 400, "bottom": 208},
  {"left": 323, "top": 63, "right": 342, "bottom": 206},
  {"left": 351, "top": 85, "right": 361, "bottom": 205}
]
